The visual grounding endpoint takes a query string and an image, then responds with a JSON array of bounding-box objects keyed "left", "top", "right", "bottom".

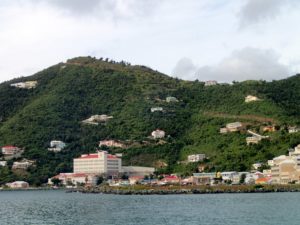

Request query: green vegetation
[{"left": 0, "top": 56, "right": 300, "bottom": 185}]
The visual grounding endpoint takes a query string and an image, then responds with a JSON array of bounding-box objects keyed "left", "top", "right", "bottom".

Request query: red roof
[
  {"left": 78, "top": 154, "right": 99, "bottom": 159},
  {"left": 2, "top": 146, "right": 18, "bottom": 149}
]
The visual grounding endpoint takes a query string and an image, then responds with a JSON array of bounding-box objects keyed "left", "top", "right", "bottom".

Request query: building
[
  {"left": 187, "top": 154, "right": 206, "bottom": 163},
  {"left": 99, "top": 140, "right": 125, "bottom": 148},
  {"left": 73, "top": 151, "right": 122, "bottom": 175},
  {"left": 160, "top": 175, "right": 180, "bottom": 184},
  {"left": 48, "top": 173, "right": 98, "bottom": 186},
  {"left": 245, "top": 95, "right": 260, "bottom": 103},
  {"left": 0, "top": 161, "right": 7, "bottom": 167},
  {"left": 166, "top": 96, "right": 178, "bottom": 103},
  {"left": 262, "top": 126, "right": 276, "bottom": 132},
  {"left": 48, "top": 140, "right": 66, "bottom": 152},
  {"left": 82, "top": 114, "right": 113, "bottom": 125},
  {"left": 226, "top": 122, "right": 243, "bottom": 132},
  {"left": 288, "top": 126, "right": 300, "bottom": 134},
  {"left": 122, "top": 166, "right": 155, "bottom": 177},
  {"left": 12, "top": 159, "right": 35, "bottom": 170},
  {"left": 128, "top": 176, "right": 144, "bottom": 185},
  {"left": 151, "top": 129, "right": 166, "bottom": 139},
  {"left": 6, "top": 181, "right": 29, "bottom": 189},
  {"left": 255, "top": 177, "right": 272, "bottom": 185},
  {"left": 1, "top": 146, "right": 23, "bottom": 156},
  {"left": 219, "top": 128, "right": 228, "bottom": 134},
  {"left": 10, "top": 81, "right": 38, "bottom": 89},
  {"left": 193, "top": 173, "right": 216, "bottom": 185},
  {"left": 221, "top": 171, "right": 240, "bottom": 184},
  {"left": 204, "top": 80, "right": 218, "bottom": 86},
  {"left": 252, "top": 163, "right": 262, "bottom": 170},
  {"left": 246, "top": 136, "right": 261, "bottom": 145},
  {"left": 151, "top": 107, "right": 163, "bottom": 113}
]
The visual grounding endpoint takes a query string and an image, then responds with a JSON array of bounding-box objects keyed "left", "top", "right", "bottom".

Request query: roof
[
  {"left": 2, "top": 146, "right": 18, "bottom": 149},
  {"left": 76, "top": 152, "right": 119, "bottom": 160}
]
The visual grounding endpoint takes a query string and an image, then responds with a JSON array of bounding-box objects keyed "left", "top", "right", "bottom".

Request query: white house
[
  {"left": 6, "top": 181, "right": 29, "bottom": 189},
  {"left": 0, "top": 161, "right": 7, "bottom": 167},
  {"left": 245, "top": 95, "right": 260, "bottom": 103},
  {"left": 99, "top": 140, "right": 125, "bottom": 148},
  {"left": 1, "top": 146, "right": 23, "bottom": 156},
  {"left": 10, "top": 81, "right": 38, "bottom": 89},
  {"left": 187, "top": 154, "right": 206, "bottom": 162},
  {"left": 48, "top": 140, "right": 66, "bottom": 152},
  {"left": 151, "top": 107, "right": 163, "bottom": 112},
  {"left": 82, "top": 114, "right": 113, "bottom": 125},
  {"left": 166, "top": 97, "right": 178, "bottom": 103},
  {"left": 12, "top": 159, "right": 35, "bottom": 170},
  {"left": 204, "top": 80, "right": 218, "bottom": 86},
  {"left": 289, "top": 126, "right": 300, "bottom": 134},
  {"left": 151, "top": 129, "right": 166, "bottom": 139}
]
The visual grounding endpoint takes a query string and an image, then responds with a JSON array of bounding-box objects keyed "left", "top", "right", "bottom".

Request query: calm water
[{"left": 0, "top": 190, "right": 299, "bottom": 225}]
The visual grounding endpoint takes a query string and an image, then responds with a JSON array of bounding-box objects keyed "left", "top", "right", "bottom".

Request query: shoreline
[{"left": 77, "top": 184, "right": 300, "bottom": 195}]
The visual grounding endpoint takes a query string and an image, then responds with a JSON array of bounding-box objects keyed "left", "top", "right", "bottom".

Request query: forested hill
[{"left": 0, "top": 56, "right": 299, "bottom": 185}]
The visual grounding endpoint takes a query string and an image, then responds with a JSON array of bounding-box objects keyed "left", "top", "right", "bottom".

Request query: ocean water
[{"left": 0, "top": 190, "right": 299, "bottom": 225}]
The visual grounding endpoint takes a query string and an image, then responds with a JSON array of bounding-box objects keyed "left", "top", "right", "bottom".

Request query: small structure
[
  {"left": 6, "top": 181, "right": 29, "bottom": 189},
  {"left": 12, "top": 159, "right": 35, "bottom": 170},
  {"left": 160, "top": 175, "right": 180, "bottom": 184},
  {"left": 151, "top": 129, "right": 166, "bottom": 139},
  {"left": 1, "top": 146, "right": 24, "bottom": 159},
  {"left": 82, "top": 114, "right": 113, "bottom": 125},
  {"left": 151, "top": 107, "right": 163, "bottom": 113},
  {"left": 0, "top": 161, "right": 7, "bottom": 167},
  {"left": 48, "top": 140, "right": 66, "bottom": 152},
  {"left": 187, "top": 154, "right": 206, "bottom": 163},
  {"left": 252, "top": 163, "right": 262, "bottom": 170},
  {"left": 128, "top": 176, "right": 144, "bottom": 185},
  {"left": 204, "top": 80, "right": 218, "bottom": 86},
  {"left": 10, "top": 81, "right": 38, "bottom": 89},
  {"left": 246, "top": 136, "right": 261, "bottom": 145},
  {"left": 99, "top": 140, "right": 125, "bottom": 148},
  {"left": 262, "top": 125, "right": 276, "bottom": 132},
  {"left": 166, "top": 96, "right": 178, "bottom": 103},
  {"left": 48, "top": 173, "right": 98, "bottom": 186},
  {"left": 288, "top": 126, "right": 300, "bottom": 134},
  {"left": 193, "top": 173, "right": 216, "bottom": 185},
  {"left": 221, "top": 171, "right": 240, "bottom": 184},
  {"left": 245, "top": 95, "right": 260, "bottom": 103},
  {"left": 220, "top": 122, "right": 243, "bottom": 133},
  {"left": 122, "top": 166, "right": 155, "bottom": 177}
]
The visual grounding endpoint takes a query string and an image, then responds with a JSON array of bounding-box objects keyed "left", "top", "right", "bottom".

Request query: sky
[{"left": 0, "top": 0, "right": 300, "bottom": 83}]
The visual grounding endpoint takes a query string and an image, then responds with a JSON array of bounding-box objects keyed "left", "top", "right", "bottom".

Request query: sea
[{"left": 0, "top": 190, "right": 299, "bottom": 225}]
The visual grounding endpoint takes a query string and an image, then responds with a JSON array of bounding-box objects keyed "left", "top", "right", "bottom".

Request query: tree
[{"left": 51, "top": 178, "right": 61, "bottom": 186}]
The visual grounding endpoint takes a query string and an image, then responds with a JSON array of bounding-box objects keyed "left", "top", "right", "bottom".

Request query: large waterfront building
[{"left": 73, "top": 151, "right": 122, "bottom": 175}]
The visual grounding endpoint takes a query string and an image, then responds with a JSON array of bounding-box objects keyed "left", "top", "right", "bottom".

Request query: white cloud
[
  {"left": 238, "top": 0, "right": 299, "bottom": 28},
  {"left": 173, "top": 48, "right": 292, "bottom": 82}
]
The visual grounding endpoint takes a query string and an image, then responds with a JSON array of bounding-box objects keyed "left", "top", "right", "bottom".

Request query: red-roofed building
[
  {"left": 1, "top": 146, "right": 21, "bottom": 155},
  {"left": 73, "top": 151, "right": 122, "bottom": 175}
]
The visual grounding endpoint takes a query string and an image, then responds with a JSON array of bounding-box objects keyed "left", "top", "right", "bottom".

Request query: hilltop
[{"left": 0, "top": 56, "right": 300, "bottom": 185}]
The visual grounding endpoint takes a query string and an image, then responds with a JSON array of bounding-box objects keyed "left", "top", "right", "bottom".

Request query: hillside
[{"left": 0, "top": 56, "right": 300, "bottom": 185}]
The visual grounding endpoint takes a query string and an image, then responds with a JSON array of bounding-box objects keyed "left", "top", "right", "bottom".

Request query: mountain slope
[{"left": 0, "top": 56, "right": 299, "bottom": 185}]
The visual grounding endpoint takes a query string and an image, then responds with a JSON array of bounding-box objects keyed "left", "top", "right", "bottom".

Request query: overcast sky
[{"left": 1, "top": 0, "right": 300, "bottom": 83}]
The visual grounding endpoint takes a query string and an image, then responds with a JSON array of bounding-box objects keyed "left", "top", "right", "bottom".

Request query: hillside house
[
  {"left": 151, "top": 129, "right": 166, "bottom": 139},
  {"left": 246, "top": 136, "right": 261, "bottom": 145},
  {"left": 219, "top": 128, "right": 228, "bottom": 134},
  {"left": 0, "top": 161, "right": 7, "bottom": 167},
  {"left": 1, "top": 146, "right": 24, "bottom": 159},
  {"left": 48, "top": 140, "right": 66, "bottom": 152},
  {"left": 187, "top": 154, "right": 206, "bottom": 162},
  {"left": 151, "top": 107, "right": 163, "bottom": 112},
  {"left": 288, "top": 126, "right": 300, "bottom": 134},
  {"left": 220, "top": 122, "right": 243, "bottom": 133},
  {"left": 262, "top": 125, "right": 276, "bottom": 132},
  {"left": 6, "top": 181, "right": 29, "bottom": 189},
  {"left": 245, "top": 95, "right": 260, "bottom": 103},
  {"left": 82, "top": 114, "right": 113, "bottom": 125},
  {"left": 99, "top": 140, "right": 125, "bottom": 148},
  {"left": 12, "top": 159, "right": 35, "bottom": 170},
  {"left": 204, "top": 80, "right": 218, "bottom": 86},
  {"left": 166, "top": 96, "right": 178, "bottom": 103},
  {"left": 10, "top": 81, "right": 38, "bottom": 89},
  {"left": 252, "top": 163, "right": 262, "bottom": 170}
]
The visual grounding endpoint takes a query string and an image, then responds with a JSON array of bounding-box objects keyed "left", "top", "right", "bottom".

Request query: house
[
  {"left": 252, "top": 163, "right": 262, "bottom": 170},
  {"left": 10, "top": 81, "right": 38, "bottom": 89},
  {"left": 245, "top": 95, "right": 260, "bottom": 103},
  {"left": 255, "top": 177, "right": 272, "bottom": 185},
  {"left": 246, "top": 136, "right": 261, "bottom": 145},
  {"left": 122, "top": 166, "right": 155, "bottom": 177},
  {"left": 193, "top": 173, "right": 216, "bottom": 185},
  {"left": 6, "top": 181, "right": 29, "bottom": 189},
  {"left": 99, "top": 140, "right": 125, "bottom": 148},
  {"left": 204, "top": 80, "right": 218, "bottom": 86},
  {"left": 1, "top": 146, "right": 23, "bottom": 156},
  {"left": 288, "top": 126, "right": 300, "bottom": 134},
  {"left": 221, "top": 171, "right": 240, "bottom": 184},
  {"left": 48, "top": 173, "right": 98, "bottom": 186},
  {"left": 73, "top": 151, "right": 122, "bottom": 175},
  {"left": 262, "top": 125, "right": 276, "bottom": 132},
  {"left": 220, "top": 122, "right": 243, "bottom": 133},
  {"left": 166, "top": 96, "right": 178, "bottom": 103},
  {"left": 12, "top": 159, "right": 35, "bottom": 170},
  {"left": 0, "top": 161, "right": 7, "bottom": 167},
  {"left": 48, "top": 140, "right": 66, "bottom": 152},
  {"left": 151, "top": 129, "right": 166, "bottom": 139},
  {"left": 219, "top": 128, "right": 228, "bottom": 134},
  {"left": 82, "top": 114, "right": 113, "bottom": 125},
  {"left": 151, "top": 107, "right": 163, "bottom": 113},
  {"left": 187, "top": 154, "right": 206, "bottom": 163},
  {"left": 245, "top": 172, "right": 264, "bottom": 184},
  {"left": 160, "top": 175, "right": 180, "bottom": 184}
]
